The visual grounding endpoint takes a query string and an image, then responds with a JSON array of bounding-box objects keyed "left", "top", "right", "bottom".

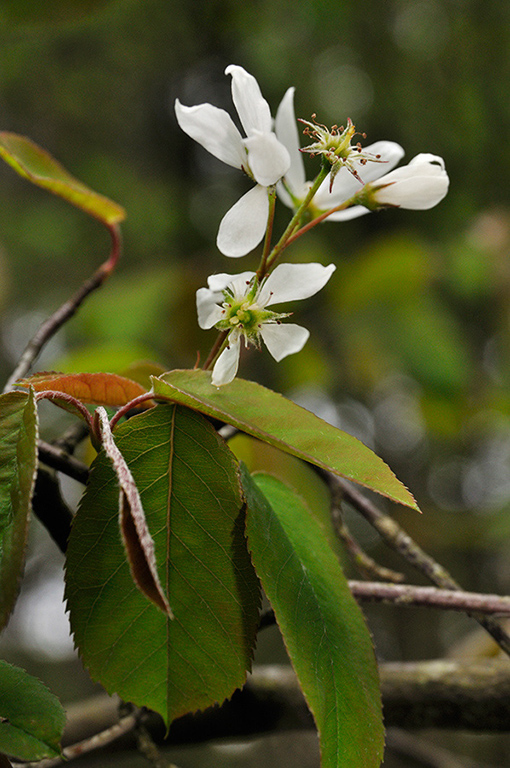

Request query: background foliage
[{"left": 1, "top": 0, "right": 510, "bottom": 765}]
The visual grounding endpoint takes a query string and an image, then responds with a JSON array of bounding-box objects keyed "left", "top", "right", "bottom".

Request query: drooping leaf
[
  {"left": 152, "top": 370, "right": 418, "bottom": 510},
  {"left": 0, "top": 133, "right": 125, "bottom": 225},
  {"left": 0, "top": 660, "right": 65, "bottom": 761},
  {"left": 65, "top": 404, "right": 260, "bottom": 725},
  {"left": 0, "top": 390, "right": 38, "bottom": 629},
  {"left": 95, "top": 407, "right": 172, "bottom": 616},
  {"left": 19, "top": 371, "right": 148, "bottom": 407},
  {"left": 228, "top": 434, "right": 340, "bottom": 556},
  {"left": 242, "top": 468, "right": 384, "bottom": 768}
]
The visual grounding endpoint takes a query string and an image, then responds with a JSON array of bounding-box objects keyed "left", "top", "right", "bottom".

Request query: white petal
[
  {"left": 314, "top": 140, "right": 405, "bottom": 210},
  {"left": 373, "top": 154, "right": 449, "bottom": 209},
  {"left": 325, "top": 205, "right": 371, "bottom": 222},
  {"left": 376, "top": 175, "right": 449, "bottom": 209},
  {"left": 196, "top": 287, "right": 224, "bottom": 329},
  {"left": 244, "top": 131, "right": 290, "bottom": 186},
  {"left": 216, "top": 185, "right": 269, "bottom": 258},
  {"left": 260, "top": 323, "right": 309, "bottom": 361},
  {"left": 175, "top": 100, "right": 245, "bottom": 169},
  {"left": 207, "top": 271, "right": 254, "bottom": 292},
  {"left": 274, "top": 87, "right": 306, "bottom": 196},
  {"left": 211, "top": 334, "right": 241, "bottom": 386},
  {"left": 258, "top": 262, "right": 336, "bottom": 307},
  {"left": 409, "top": 153, "right": 445, "bottom": 170},
  {"left": 225, "top": 65, "right": 272, "bottom": 135}
]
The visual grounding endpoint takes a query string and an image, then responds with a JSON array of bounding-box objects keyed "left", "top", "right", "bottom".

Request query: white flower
[
  {"left": 350, "top": 153, "right": 450, "bottom": 214},
  {"left": 274, "top": 87, "right": 405, "bottom": 221},
  {"left": 197, "top": 262, "right": 336, "bottom": 386},
  {"left": 175, "top": 65, "right": 291, "bottom": 258}
]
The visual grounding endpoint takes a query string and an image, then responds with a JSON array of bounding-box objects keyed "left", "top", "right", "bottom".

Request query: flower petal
[
  {"left": 196, "top": 287, "right": 224, "bottom": 329},
  {"left": 175, "top": 99, "right": 245, "bottom": 169},
  {"left": 314, "top": 140, "right": 405, "bottom": 210},
  {"left": 325, "top": 205, "right": 371, "bottom": 222},
  {"left": 409, "top": 153, "right": 446, "bottom": 170},
  {"left": 260, "top": 322, "right": 310, "bottom": 361},
  {"left": 216, "top": 184, "right": 269, "bottom": 258},
  {"left": 211, "top": 333, "right": 241, "bottom": 386},
  {"left": 258, "top": 262, "right": 336, "bottom": 307},
  {"left": 373, "top": 154, "right": 449, "bottom": 209},
  {"left": 376, "top": 175, "right": 449, "bottom": 209},
  {"left": 275, "top": 87, "right": 306, "bottom": 197},
  {"left": 243, "top": 131, "right": 290, "bottom": 187},
  {"left": 225, "top": 65, "right": 272, "bottom": 135},
  {"left": 207, "top": 271, "right": 255, "bottom": 292}
]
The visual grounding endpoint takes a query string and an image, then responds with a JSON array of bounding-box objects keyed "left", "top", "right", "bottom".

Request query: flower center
[{"left": 299, "top": 115, "right": 385, "bottom": 190}]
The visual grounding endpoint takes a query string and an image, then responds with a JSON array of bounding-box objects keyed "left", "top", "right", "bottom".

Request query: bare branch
[
  {"left": 32, "top": 469, "right": 74, "bottom": 552},
  {"left": 3, "top": 224, "right": 122, "bottom": 393},
  {"left": 330, "top": 501, "right": 405, "bottom": 582},
  {"left": 349, "top": 581, "right": 510, "bottom": 615},
  {"left": 38, "top": 440, "right": 89, "bottom": 484},
  {"left": 328, "top": 473, "right": 510, "bottom": 656}
]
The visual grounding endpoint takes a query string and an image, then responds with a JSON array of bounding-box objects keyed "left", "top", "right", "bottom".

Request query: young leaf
[
  {"left": 65, "top": 404, "right": 260, "bottom": 726},
  {"left": 95, "top": 407, "right": 172, "bottom": 617},
  {"left": 242, "top": 468, "right": 384, "bottom": 768},
  {"left": 0, "top": 133, "right": 125, "bottom": 225},
  {"left": 152, "top": 370, "right": 418, "bottom": 510},
  {"left": 0, "top": 660, "right": 65, "bottom": 761},
  {"left": 19, "top": 371, "right": 148, "bottom": 407},
  {"left": 0, "top": 390, "right": 38, "bottom": 629}
]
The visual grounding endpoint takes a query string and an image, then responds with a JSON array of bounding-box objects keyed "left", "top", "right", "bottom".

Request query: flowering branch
[{"left": 262, "top": 161, "right": 330, "bottom": 273}]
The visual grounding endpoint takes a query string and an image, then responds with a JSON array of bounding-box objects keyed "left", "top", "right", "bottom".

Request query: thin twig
[
  {"left": 11, "top": 712, "right": 137, "bottom": 768},
  {"left": 3, "top": 224, "right": 122, "bottom": 393},
  {"left": 135, "top": 722, "right": 180, "bottom": 768},
  {"left": 330, "top": 502, "right": 405, "bottom": 582},
  {"left": 349, "top": 581, "right": 510, "bottom": 615},
  {"left": 328, "top": 473, "right": 510, "bottom": 656},
  {"left": 259, "top": 582, "right": 510, "bottom": 630}
]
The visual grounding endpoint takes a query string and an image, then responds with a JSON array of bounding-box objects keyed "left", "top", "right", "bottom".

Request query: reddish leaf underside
[
  {"left": 18, "top": 371, "right": 148, "bottom": 407},
  {"left": 96, "top": 406, "right": 172, "bottom": 617}
]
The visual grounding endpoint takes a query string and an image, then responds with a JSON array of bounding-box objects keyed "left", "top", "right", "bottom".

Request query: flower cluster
[
  {"left": 197, "top": 263, "right": 336, "bottom": 386},
  {"left": 176, "top": 65, "right": 449, "bottom": 386}
]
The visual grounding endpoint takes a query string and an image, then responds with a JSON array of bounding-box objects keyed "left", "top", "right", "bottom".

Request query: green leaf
[
  {"left": 0, "top": 660, "right": 65, "bottom": 760},
  {"left": 0, "top": 133, "right": 125, "bottom": 225},
  {"left": 65, "top": 404, "right": 260, "bottom": 726},
  {"left": 0, "top": 390, "right": 38, "bottom": 629},
  {"left": 228, "top": 434, "right": 340, "bottom": 556},
  {"left": 242, "top": 468, "right": 384, "bottom": 768},
  {"left": 152, "top": 370, "right": 418, "bottom": 511}
]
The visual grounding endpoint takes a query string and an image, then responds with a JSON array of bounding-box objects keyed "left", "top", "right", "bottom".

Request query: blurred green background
[{"left": 1, "top": 0, "right": 510, "bottom": 765}]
